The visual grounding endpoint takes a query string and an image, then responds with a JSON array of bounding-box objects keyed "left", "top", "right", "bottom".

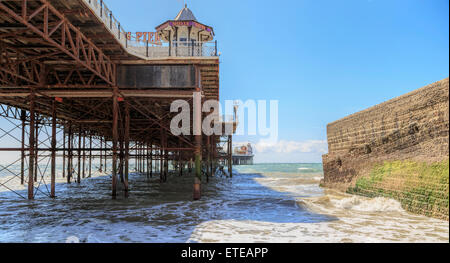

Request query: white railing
[
  {"left": 82, "top": 0, "right": 218, "bottom": 59},
  {"left": 128, "top": 41, "right": 217, "bottom": 58}
]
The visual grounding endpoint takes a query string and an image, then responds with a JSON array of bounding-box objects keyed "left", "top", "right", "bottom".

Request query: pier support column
[
  {"left": 188, "top": 159, "right": 192, "bottom": 174},
  {"left": 34, "top": 117, "right": 38, "bottom": 182},
  {"left": 141, "top": 143, "right": 143, "bottom": 176},
  {"left": 124, "top": 101, "right": 130, "bottom": 195},
  {"left": 194, "top": 136, "right": 202, "bottom": 200},
  {"left": 134, "top": 141, "right": 137, "bottom": 172},
  {"left": 150, "top": 142, "right": 154, "bottom": 178},
  {"left": 82, "top": 133, "right": 86, "bottom": 179},
  {"left": 163, "top": 139, "right": 168, "bottom": 182},
  {"left": 104, "top": 140, "right": 108, "bottom": 173},
  {"left": 159, "top": 127, "right": 165, "bottom": 182},
  {"left": 138, "top": 142, "right": 141, "bottom": 173},
  {"left": 119, "top": 134, "right": 124, "bottom": 183},
  {"left": 206, "top": 136, "right": 210, "bottom": 183},
  {"left": 228, "top": 135, "right": 232, "bottom": 178},
  {"left": 211, "top": 135, "right": 216, "bottom": 176},
  {"left": 88, "top": 135, "right": 92, "bottom": 178},
  {"left": 141, "top": 143, "right": 144, "bottom": 174},
  {"left": 20, "top": 109, "right": 25, "bottom": 185},
  {"left": 99, "top": 137, "right": 103, "bottom": 172},
  {"left": 144, "top": 143, "right": 147, "bottom": 178},
  {"left": 148, "top": 141, "right": 152, "bottom": 178},
  {"left": 145, "top": 143, "right": 149, "bottom": 179},
  {"left": 67, "top": 123, "right": 72, "bottom": 183},
  {"left": 178, "top": 138, "right": 183, "bottom": 177},
  {"left": 112, "top": 87, "right": 119, "bottom": 199},
  {"left": 193, "top": 87, "right": 202, "bottom": 200},
  {"left": 62, "top": 128, "right": 66, "bottom": 178},
  {"left": 143, "top": 143, "right": 145, "bottom": 174},
  {"left": 28, "top": 90, "right": 35, "bottom": 200},
  {"left": 50, "top": 100, "right": 56, "bottom": 198},
  {"left": 179, "top": 155, "right": 183, "bottom": 177},
  {"left": 77, "top": 125, "right": 82, "bottom": 184}
]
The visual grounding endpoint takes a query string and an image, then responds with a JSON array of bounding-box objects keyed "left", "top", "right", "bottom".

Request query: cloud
[{"left": 252, "top": 140, "right": 328, "bottom": 154}]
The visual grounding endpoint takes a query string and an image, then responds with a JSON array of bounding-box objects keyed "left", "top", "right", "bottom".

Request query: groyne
[{"left": 322, "top": 78, "right": 449, "bottom": 219}]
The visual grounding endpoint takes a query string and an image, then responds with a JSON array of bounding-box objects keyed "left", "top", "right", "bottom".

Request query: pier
[
  {"left": 232, "top": 143, "right": 254, "bottom": 165},
  {"left": 0, "top": 0, "right": 235, "bottom": 200}
]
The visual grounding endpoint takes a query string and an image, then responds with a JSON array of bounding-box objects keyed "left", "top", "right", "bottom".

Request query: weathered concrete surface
[{"left": 322, "top": 78, "right": 449, "bottom": 219}]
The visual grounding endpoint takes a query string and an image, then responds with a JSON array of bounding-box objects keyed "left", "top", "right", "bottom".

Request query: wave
[
  {"left": 330, "top": 196, "right": 404, "bottom": 212},
  {"left": 299, "top": 194, "right": 405, "bottom": 214}
]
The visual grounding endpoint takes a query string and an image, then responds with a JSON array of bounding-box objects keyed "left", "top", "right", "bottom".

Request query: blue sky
[
  {"left": 102, "top": 0, "right": 448, "bottom": 162},
  {"left": 1, "top": 0, "right": 449, "bottom": 164}
]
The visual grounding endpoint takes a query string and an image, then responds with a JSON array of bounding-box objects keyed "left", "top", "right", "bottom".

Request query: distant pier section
[{"left": 232, "top": 143, "right": 254, "bottom": 165}]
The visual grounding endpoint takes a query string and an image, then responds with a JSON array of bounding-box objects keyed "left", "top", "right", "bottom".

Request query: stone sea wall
[{"left": 322, "top": 78, "right": 449, "bottom": 219}]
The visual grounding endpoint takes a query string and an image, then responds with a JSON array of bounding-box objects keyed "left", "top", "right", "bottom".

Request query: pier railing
[
  {"left": 128, "top": 41, "right": 218, "bottom": 58},
  {"left": 83, "top": 0, "right": 218, "bottom": 59}
]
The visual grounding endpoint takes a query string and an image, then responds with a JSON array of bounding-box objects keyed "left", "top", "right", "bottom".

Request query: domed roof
[
  {"left": 155, "top": 4, "right": 215, "bottom": 42},
  {"left": 174, "top": 4, "right": 197, "bottom": 21}
]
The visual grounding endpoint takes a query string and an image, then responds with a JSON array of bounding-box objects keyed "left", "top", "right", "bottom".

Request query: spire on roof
[{"left": 174, "top": 4, "right": 197, "bottom": 21}]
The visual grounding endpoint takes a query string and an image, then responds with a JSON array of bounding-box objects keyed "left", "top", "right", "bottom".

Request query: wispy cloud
[{"left": 252, "top": 140, "right": 328, "bottom": 154}]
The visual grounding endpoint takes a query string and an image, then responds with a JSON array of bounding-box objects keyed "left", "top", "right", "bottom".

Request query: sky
[{"left": 1, "top": 0, "right": 449, "bottom": 164}]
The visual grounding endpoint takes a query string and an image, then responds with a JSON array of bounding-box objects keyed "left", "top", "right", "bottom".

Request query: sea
[{"left": 0, "top": 163, "right": 448, "bottom": 243}]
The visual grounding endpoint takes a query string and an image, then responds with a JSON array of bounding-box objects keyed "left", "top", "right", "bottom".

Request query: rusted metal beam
[
  {"left": 0, "top": 90, "right": 197, "bottom": 98},
  {"left": 128, "top": 98, "right": 194, "bottom": 148},
  {"left": 0, "top": 45, "right": 44, "bottom": 85},
  {"left": 0, "top": 0, "right": 116, "bottom": 85}
]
